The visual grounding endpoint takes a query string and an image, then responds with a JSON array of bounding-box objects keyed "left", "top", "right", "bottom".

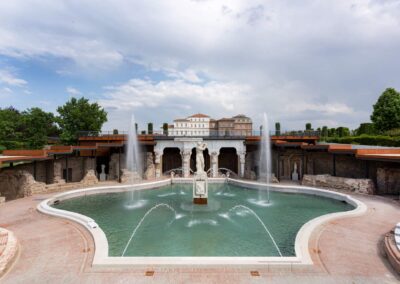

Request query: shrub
[{"left": 326, "top": 134, "right": 400, "bottom": 147}]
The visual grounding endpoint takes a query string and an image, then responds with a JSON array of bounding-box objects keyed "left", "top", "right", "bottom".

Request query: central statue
[
  {"left": 195, "top": 141, "right": 207, "bottom": 174},
  {"left": 193, "top": 141, "right": 208, "bottom": 205}
]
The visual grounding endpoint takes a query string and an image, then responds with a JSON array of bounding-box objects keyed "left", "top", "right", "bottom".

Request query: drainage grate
[
  {"left": 145, "top": 271, "right": 155, "bottom": 276},
  {"left": 250, "top": 271, "right": 260, "bottom": 277}
]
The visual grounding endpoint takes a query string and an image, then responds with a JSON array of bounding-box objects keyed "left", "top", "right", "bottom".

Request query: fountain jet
[
  {"left": 123, "top": 114, "right": 143, "bottom": 207},
  {"left": 259, "top": 113, "right": 272, "bottom": 203}
]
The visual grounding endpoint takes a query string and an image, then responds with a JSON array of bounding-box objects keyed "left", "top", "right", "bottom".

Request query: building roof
[
  {"left": 188, "top": 113, "right": 209, "bottom": 118},
  {"left": 218, "top": 118, "right": 235, "bottom": 121},
  {"left": 174, "top": 118, "right": 189, "bottom": 122},
  {"left": 233, "top": 114, "right": 249, "bottom": 118}
]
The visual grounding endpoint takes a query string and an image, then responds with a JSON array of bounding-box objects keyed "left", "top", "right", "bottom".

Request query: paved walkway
[{"left": 0, "top": 190, "right": 399, "bottom": 283}]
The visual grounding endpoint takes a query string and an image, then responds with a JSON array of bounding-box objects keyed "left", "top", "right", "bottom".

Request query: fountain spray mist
[
  {"left": 126, "top": 114, "right": 142, "bottom": 204},
  {"left": 127, "top": 114, "right": 141, "bottom": 176},
  {"left": 259, "top": 113, "right": 271, "bottom": 203}
]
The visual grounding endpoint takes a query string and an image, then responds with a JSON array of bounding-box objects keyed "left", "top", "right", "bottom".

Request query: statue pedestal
[{"left": 193, "top": 172, "right": 208, "bottom": 205}]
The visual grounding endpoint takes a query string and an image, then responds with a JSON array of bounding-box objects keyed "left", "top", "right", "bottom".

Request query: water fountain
[
  {"left": 122, "top": 203, "right": 183, "bottom": 256},
  {"left": 124, "top": 114, "right": 145, "bottom": 209},
  {"left": 222, "top": 205, "right": 282, "bottom": 256},
  {"left": 259, "top": 113, "right": 272, "bottom": 204}
]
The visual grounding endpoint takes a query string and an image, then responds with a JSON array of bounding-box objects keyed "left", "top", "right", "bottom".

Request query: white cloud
[
  {"left": 66, "top": 87, "right": 82, "bottom": 96},
  {"left": 285, "top": 102, "right": 354, "bottom": 116},
  {"left": 0, "top": 0, "right": 399, "bottom": 128},
  {"left": 0, "top": 69, "right": 27, "bottom": 87},
  {"left": 100, "top": 78, "right": 250, "bottom": 112}
]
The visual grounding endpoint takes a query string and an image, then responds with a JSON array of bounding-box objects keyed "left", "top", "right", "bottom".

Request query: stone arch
[
  {"left": 162, "top": 147, "right": 182, "bottom": 173},
  {"left": 218, "top": 147, "right": 238, "bottom": 174}
]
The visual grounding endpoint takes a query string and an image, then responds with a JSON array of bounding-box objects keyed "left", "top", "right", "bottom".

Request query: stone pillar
[
  {"left": 238, "top": 151, "right": 246, "bottom": 178},
  {"left": 210, "top": 151, "right": 219, "bottom": 177},
  {"left": 53, "top": 160, "right": 65, "bottom": 184},
  {"left": 154, "top": 151, "right": 163, "bottom": 179},
  {"left": 181, "top": 149, "right": 192, "bottom": 178},
  {"left": 144, "top": 152, "right": 155, "bottom": 180}
]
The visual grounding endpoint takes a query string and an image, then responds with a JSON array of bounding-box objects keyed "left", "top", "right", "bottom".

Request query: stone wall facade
[
  {"left": 302, "top": 174, "right": 375, "bottom": 194},
  {"left": 377, "top": 167, "right": 400, "bottom": 195},
  {"left": 0, "top": 170, "right": 46, "bottom": 200}
]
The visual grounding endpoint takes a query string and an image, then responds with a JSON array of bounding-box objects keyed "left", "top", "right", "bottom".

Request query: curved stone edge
[
  {"left": 383, "top": 224, "right": 400, "bottom": 274},
  {"left": 37, "top": 179, "right": 171, "bottom": 266},
  {"left": 37, "top": 178, "right": 367, "bottom": 267},
  {"left": 228, "top": 179, "right": 368, "bottom": 265},
  {"left": 0, "top": 228, "right": 19, "bottom": 278}
]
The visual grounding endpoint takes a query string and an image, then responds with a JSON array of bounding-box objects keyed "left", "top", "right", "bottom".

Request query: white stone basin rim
[
  {"left": 37, "top": 178, "right": 367, "bottom": 267},
  {"left": 395, "top": 223, "right": 400, "bottom": 251}
]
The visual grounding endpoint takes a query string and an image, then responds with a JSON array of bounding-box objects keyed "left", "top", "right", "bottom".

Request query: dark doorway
[
  {"left": 162, "top": 148, "right": 182, "bottom": 173},
  {"left": 96, "top": 156, "right": 110, "bottom": 177},
  {"left": 219, "top": 148, "right": 238, "bottom": 174}
]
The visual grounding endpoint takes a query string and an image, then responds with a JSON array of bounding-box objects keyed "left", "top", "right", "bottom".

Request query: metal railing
[{"left": 77, "top": 130, "right": 320, "bottom": 138}]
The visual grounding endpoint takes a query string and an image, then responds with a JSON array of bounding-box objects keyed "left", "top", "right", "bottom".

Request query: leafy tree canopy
[
  {"left": 23, "top": 108, "right": 59, "bottom": 149},
  {"left": 57, "top": 97, "right": 107, "bottom": 145},
  {"left": 371, "top": 88, "right": 400, "bottom": 132},
  {"left": 0, "top": 107, "right": 23, "bottom": 144}
]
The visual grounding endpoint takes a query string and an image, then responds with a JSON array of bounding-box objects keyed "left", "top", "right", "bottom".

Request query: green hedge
[
  {"left": 326, "top": 134, "right": 400, "bottom": 147},
  {"left": 0, "top": 141, "right": 27, "bottom": 150}
]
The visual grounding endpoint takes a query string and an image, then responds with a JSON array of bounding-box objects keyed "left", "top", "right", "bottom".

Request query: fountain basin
[{"left": 37, "top": 178, "right": 366, "bottom": 267}]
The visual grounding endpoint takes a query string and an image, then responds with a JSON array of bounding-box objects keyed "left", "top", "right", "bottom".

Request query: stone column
[
  {"left": 154, "top": 151, "right": 163, "bottom": 179},
  {"left": 53, "top": 160, "right": 65, "bottom": 184},
  {"left": 181, "top": 149, "right": 192, "bottom": 178},
  {"left": 210, "top": 151, "right": 219, "bottom": 177},
  {"left": 238, "top": 151, "right": 246, "bottom": 178}
]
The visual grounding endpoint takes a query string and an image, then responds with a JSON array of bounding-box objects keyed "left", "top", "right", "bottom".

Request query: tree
[
  {"left": 356, "top": 123, "right": 375, "bottom": 136},
  {"left": 321, "top": 126, "right": 328, "bottom": 138},
  {"left": 0, "top": 106, "right": 24, "bottom": 149},
  {"left": 135, "top": 123, "right": 138, "bottom": 134},
  {"left": 162, "top": 123, "right": 168, "bottom": 135},
  {"left": 336, "top": 126, "right": 350, "bottom": 137},
  {"left": 328, "top": 128, "right": 336, "bottom": 137},
  {"left": 305, "top": 123, "right": 312, "bottom": 131},
  {"left": 148, "top": 122, "right": 153, "bottom": 134},
  {"left": 275, "top": 122, "right": 281, "bottom": 135},
  {"left": 371, "top": 88, "right": 400, "bottom": 131},
  {"left": 57, "top": 97, "right": 107, "bottom": 145},
  {"left": 23, "top": 108, "right": 58, "bottom": 149}
]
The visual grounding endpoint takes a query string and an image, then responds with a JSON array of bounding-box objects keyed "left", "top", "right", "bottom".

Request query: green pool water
[{"left": 53, "top": 183, "right": 353, "bottom": 257}]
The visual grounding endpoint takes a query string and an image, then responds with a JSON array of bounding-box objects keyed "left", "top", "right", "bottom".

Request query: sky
[{"left": 0, "top": 0, "right": 399, "bottom": 132}]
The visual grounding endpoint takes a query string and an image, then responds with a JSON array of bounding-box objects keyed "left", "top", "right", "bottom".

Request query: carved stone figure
[
  {"left": 292, "top": 162, "right": 299, "bottom": 181},
  {"left": 196, "top": 142, "right": 207, "bottom": 173}
]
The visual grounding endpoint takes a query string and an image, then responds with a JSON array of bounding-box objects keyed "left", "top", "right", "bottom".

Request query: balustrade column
[
  {"left": 238, "top": 151, "right": 246, "bottom": 178},
  {"left": 154, "top": 151, "right": 163, "bottom": 178},
  {"left": 210, "top": 151, "right": 219, "bottom": 178},
  {"left": 181, "top": 149, "right": 192, "bottom": 178}
]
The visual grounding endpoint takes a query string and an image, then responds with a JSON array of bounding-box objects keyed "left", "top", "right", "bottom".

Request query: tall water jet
[
  {"left": 259, "top": 113, "right": 272, "bottom": 203},
  {"left": 123, "top": 114, "right": 144, "bottom": 208},
  {"left": 126, "top": 114, "right": 142, "bottom": 180}
]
